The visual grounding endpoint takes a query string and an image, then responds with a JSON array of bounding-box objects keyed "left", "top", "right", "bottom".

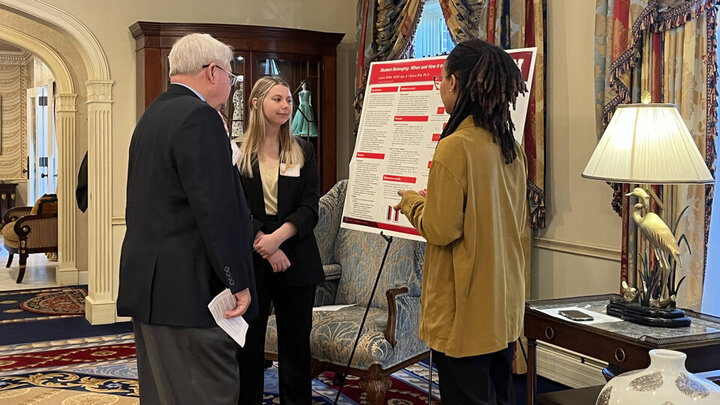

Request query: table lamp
[{"left": 582, "top": 100, "right": 714, "bottom": 326}]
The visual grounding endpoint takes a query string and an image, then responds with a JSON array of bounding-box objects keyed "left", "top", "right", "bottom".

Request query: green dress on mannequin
[{"left": 291, "top": 83, "right": 318, "bottom": 137}]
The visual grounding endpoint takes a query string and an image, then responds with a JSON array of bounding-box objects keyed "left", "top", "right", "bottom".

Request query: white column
[
  {"left": 84, "top": 79, "right": 115, "bottom": 324},
  {"left": 54, "top": 93, "right": 78, "bottom": 286}
]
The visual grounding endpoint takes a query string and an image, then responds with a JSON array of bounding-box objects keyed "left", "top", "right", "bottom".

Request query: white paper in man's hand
[{"left": 208, "top": 288, "right": 249, "bottom": 347}]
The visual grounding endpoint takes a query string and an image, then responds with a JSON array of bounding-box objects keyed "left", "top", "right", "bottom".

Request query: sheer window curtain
[{"left": 413, "top": 0, "right": 455, "bottom": 58}]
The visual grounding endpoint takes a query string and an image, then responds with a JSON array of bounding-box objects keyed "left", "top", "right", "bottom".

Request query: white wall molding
[
  {"left": 533, "top": 237, "right": 621, "bottom": 262},
  {"left": 86, "top": 80, "right": 114, "bottom": 324},
  {"left": 55, "top": 93, "right": 79, "bottom": 286}
]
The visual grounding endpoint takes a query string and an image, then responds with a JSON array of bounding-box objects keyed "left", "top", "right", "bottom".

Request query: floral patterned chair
[{"left": 264, "top": 180, "right": 429, "bottom": 405}]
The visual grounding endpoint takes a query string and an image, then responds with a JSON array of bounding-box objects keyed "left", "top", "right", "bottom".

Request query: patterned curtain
[
  {"left": 355, "top": 0, "right": 426, "bottom": 112},
  {"left": 440, "top": 0, "right": 547, "bottom": 229},
  {"left": 0, "top": 57, "right": 28, "bottom": 180},
  {"left": 438, "top": 0, "right": 485, "bottom": 42},
  {"left": 594, "top": 0, "right": 718, "bottom": 310}
]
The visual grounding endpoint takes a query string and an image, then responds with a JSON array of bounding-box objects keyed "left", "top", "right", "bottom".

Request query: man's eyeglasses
[
  {"left": 203, "top": 64, "right": 240, "bottom": 86},
  {"left": 433, "top": 75, "right": 444, "bottom": 90}
]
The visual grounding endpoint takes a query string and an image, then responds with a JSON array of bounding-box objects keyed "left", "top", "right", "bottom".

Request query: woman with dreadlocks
[{"left": 395, "top": 39, "right": 530, "bottom": 404}]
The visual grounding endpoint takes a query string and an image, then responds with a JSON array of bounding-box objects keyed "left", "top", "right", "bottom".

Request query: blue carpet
[
  {"left": 0, "top": 316, "right": 133, "bottom": 345},
  {"left": 0, "top": 285, "right": 132, "bottom": 345}
]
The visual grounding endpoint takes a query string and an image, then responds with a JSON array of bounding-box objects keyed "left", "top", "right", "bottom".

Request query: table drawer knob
[
  {"left": 614, "top": 347, "right": 626, "bottom": 363},
  {"left": 544, "top": 326, "right": 555, "bottom": 340}
]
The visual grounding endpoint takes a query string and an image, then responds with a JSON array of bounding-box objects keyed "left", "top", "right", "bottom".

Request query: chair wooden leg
[
  {"left": 310, "top": 359, "right": 324, "bottom": 378},
  {"left": 16, "top": 253, "right": 27, "bottom": 283},
  {"left": 360, "top": 376, "right": 391, "bottom": 405},
  {"left": 6, "top": 252, "right": 13, "bottom": 268},
  {"left": 332, "top": 373, "right": 346, "bottom": 387}
]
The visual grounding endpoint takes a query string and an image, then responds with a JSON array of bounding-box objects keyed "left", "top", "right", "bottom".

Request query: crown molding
[{"left": 0, "top": 51, "right": 31, "bottom": 64}]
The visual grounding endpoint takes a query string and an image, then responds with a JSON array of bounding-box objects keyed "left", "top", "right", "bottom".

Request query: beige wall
[{"left": 533, "top": 0, "right": 622, "bottom": 299}]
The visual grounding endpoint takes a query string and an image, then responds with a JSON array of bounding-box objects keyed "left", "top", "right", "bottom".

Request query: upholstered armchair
[
  {"left": 2, "top": 194, "right": 58, "bottom": 283},
  {"left": 265, "top": 180, "right": 429, "bottom": 405}
]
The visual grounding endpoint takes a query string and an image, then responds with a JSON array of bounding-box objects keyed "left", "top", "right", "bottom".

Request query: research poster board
[{"left": 342, "top": 48, "right": 536, "bottom": 241}]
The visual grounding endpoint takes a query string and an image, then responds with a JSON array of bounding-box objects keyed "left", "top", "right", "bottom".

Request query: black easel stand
[{"left": 334, "top": 232, "right": 393, "bottom": 405}]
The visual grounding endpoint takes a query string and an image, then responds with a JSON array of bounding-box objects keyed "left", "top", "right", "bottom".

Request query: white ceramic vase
[{"left": 595, "top": 349, "right": 720, "bottom": 404}]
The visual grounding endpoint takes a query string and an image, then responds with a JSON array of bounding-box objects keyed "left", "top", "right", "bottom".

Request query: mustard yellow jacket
[{"left": 400, "top": 117, "right": 530, "bottom": 357}]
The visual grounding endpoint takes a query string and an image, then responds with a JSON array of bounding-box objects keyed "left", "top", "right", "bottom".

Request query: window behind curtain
[
  {"left": 702, "top": 133, "right": 720, "bottom": 316},
  {"left": 701, "top": 20, "right": 720, "bottom": 317},
  {"left": 413, "top": 0, "right": 455, "bottom": 58}
]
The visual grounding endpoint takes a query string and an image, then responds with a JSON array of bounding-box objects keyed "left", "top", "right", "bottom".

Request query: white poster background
[{"left": 342, "top": 49, "right": 536, "bottom": 241}]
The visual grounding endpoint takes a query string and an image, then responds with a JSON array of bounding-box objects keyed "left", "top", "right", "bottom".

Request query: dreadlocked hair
[{"left": 440, "top": 39, "right": 527, "bottom": 164}]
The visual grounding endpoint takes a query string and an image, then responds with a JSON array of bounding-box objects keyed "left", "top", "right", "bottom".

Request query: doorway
[
  {"left": 0, "top": 0, "right": 117, "bottom": 323},
  {"left": 26, "top": 75, "right": 58, "bottom": 203}
]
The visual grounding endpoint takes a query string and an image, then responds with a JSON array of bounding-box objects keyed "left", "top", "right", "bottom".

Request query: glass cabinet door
[
  {"left": 253, "top": 53, "right": 322, "bottom": 143},
  {"left": 227, "top": 51, "right": 249, "bottom": 142}
]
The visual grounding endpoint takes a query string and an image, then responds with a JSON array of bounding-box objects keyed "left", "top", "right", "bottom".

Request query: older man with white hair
[{"left": 118, "top": 33, "right": 256, "bottom": 404}]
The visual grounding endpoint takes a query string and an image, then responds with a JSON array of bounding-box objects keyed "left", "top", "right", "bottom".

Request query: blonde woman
[{"left": 235, "top": 76, "right": 323, "bottom": 405}]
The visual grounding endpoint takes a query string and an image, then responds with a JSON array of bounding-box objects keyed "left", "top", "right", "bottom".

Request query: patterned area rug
[
  {"left": 259, "top": 361, "right": 439, "bottom": 404},
  {"left": 0, "top": 344, "right": 135, "bottom": 373},
  {"left": 0, "top": 373, "right": 139, "bottom": 404},
  {"left": 20, "top": 288, "right": 85, "bottom": 315},
  {"left": 304, "top": 368, "right": 439, "bottom": 405},
  {"left": 0, "top": 287, "right": 85, "bottom": 323},
  {"left": 0, "top": 334, "right": 139, "bottom": 404},
  {"left": 0, "top": 334, "right": 438, "bottom": 405}
]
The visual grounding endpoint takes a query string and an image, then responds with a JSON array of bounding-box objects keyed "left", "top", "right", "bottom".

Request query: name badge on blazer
[
  {"left": 230, "top": 139, "right": 241, "bottom": 165},
  {"left": 279, "top": 163, "right": 300, "bottom": 177}
]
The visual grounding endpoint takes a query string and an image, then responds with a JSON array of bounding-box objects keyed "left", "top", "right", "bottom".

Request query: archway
[{"left": 0, "top": 0, "right": 115, "bottom": 324}]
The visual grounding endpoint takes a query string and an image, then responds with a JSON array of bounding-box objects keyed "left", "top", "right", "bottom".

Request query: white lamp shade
[{"left": 582, "top": 104, "right": 714, "bottom": 184}]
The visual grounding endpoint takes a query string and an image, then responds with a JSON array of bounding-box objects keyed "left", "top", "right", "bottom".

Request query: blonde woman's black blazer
[{"left": 239, "top": 138, "right": 324, "bottom": 287}]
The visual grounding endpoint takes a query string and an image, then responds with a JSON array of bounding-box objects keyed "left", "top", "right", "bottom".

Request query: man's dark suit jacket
[
  {"left": 118, "top": 84, "right": 257, "bottom": 327},
  {"left": 240, "top": 138, "right": 324, "bottom": 287}
]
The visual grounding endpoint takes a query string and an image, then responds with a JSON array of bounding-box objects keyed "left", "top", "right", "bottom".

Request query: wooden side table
[
  {"left": 524, "top": 294, "right": 720, "bottom": 405},
  {"left": 0, "top": 182, "right": 18, "bottom": 222}
]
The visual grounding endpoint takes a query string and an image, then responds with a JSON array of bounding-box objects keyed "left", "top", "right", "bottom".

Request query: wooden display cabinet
[{"left": 130, "top": 21, "right": 344, "bottom": 192}]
